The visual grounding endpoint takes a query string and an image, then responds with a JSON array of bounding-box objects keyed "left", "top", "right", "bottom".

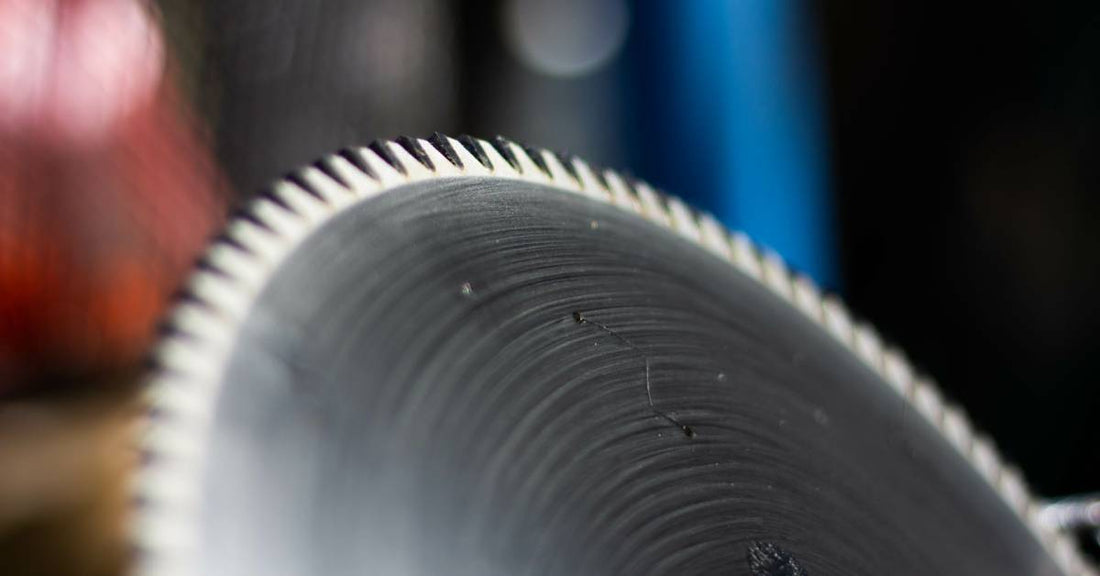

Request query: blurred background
[{"left": 1, "top": 0, "right": 1098, "bottom": 573}]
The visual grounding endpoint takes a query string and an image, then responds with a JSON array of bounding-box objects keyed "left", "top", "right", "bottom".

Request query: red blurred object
[{"left": 0, "top": 0, "right": 225, "bottom": 390}]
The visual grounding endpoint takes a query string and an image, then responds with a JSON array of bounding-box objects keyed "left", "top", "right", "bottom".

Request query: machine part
[{"left": 137, "top": 135, "right": 1094, "bottom": 575}]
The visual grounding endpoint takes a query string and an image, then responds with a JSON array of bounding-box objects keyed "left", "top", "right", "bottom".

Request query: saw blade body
[{"left": 138, "top": 137, "right": 1089, "bottom": 576}]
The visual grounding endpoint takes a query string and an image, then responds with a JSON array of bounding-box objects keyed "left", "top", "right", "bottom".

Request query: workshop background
[{"left": 1, "top": 0, "right": 1098, "bottom": 574}]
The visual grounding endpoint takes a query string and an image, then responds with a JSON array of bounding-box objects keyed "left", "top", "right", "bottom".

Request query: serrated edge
[{"left": 134, "top": 135, "right": 1094, "bottom": 576}]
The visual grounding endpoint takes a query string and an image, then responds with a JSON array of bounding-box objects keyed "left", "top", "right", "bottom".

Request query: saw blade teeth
[
  {"left": 168, "top": 303, "right": 232, "bottom": 348},
  {"left": 457, "top": 135, "right": 493, "bottom": 170},
  {"left": 539, "top": 150, "right": 582, "bottom": 192},
  {"left": 489, "top": 136, "right": 521, "bottom": 172},
  {"left": 761, "top": 250, "right": 794, "bottom": 301},
  {"left": 997, "top": 467, "right": 1032, "bottom": 516},
  {"left": 1053, "top": 533, "right": 1085, "bottom": 575},
  {"left": 153, "top": 336, "right": 227, "bottom": 381},
  {"left": 428, "top": 132, "right": 464, "bottom": 169},
  {"left": 821, "top": 296, "right": 855, "bottom": 344},
  {"left": 296, "top": 165, "right": 355, "bottom": 207},
  {"left": 249, "top": 198, "right": 309, "bottom": 244},
  {"left": 394, "top": 136, "right": 435, "bottom": 171},
  {"left": 634, "top": 182, "right": 673, "bottom": 228},
  {"left": 666, "top": 197, "right": 702, "bottom": 243},
  {"left": 309, "top": 156, "right": 352, "bottom": 190},
  {"left": 366, "top": 141, "right": 408, "bottom": 175},
  {"left": 852, "top": 325, "right": 885, "bottom": 370},
  {"left": 443, "top": 136, "right": 488, "bottom": 176},
  {"left": 509, "top": 142, "right": 551, "bottom": 182},
  {"left": 271, "top": 179, "right": 329, "bottom": 223},
  {"left": 881, "top": 348, "right": 915, "bottom": 397},
  {"left": 146, "top": 380, "right": 214, "bottom": 428},
  {"left": 327, "top": 153, "right": 381, "bottom": 197},
  {"left": 186, "top": 272, "right": 254, "bottom": 323},
  {"left": 477, "top": 137, "right": 519, "bottom": 178},
  {"left": 697, "top": 212, "right": 733, "bottom": 260},
  {"left": 940, "top": 406, "right": 973, "bottom": 453},
  {"left": 554, "top": 151, "right": 581, "bottom": 182},
  {"left": 602, "top": 171, "right": 643, "bottom": 214},
  {"left": 970, "top": 435, "right": 1004, "bottom": 484},
  {"left": 134, "top": 505, "right": 200, "bottom": 562},
  {"left": 730, "top": 232, "right": 764, "bottom": 280},
  {"left": 792, "top": 275, "right": 824, "bottom": 321},
  {"left": 225, "top": 218, "right": 290, "bottom": 264},
  {"left": 336, "top": 148, "right": 380, "bottom": 184},
  {"left": 384, "top": 140, "right": 434, "bottom": 180},
  {"left": 204, "top": 244, "right": 266, "bottom": 291},
  {"left": 912, "top": 378, "right": 945, "bottom": 423},
  {"left": 522, "top": 144, "right": 552, "bottom": 178},
  {"left": 418, "top": 138, "right": 462, "bottom": 176},
  {"left": 569, "top": 157, "right": 612, "bottom": 203},
  {"left": 139, "top": 456, "right": 203, "bottom": 504},
  {"left": 358, "top": 146, "right": 407, "bottom": 186}
]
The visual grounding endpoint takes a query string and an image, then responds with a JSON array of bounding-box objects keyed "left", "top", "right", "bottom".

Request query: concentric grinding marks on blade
[{"left": 139, "top": 135, "right": 1094, "bottom": 576}]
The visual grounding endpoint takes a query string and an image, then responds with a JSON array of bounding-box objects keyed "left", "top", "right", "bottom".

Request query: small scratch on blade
[
  {"left": 573, "top": 311, "right": 695, "bottom": 438},
  {"left": 747, "top": 541, "right": 808, "bottom": 576}
]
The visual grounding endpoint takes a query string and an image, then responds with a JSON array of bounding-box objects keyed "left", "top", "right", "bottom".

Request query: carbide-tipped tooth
[
  {"left": 997, "top": 467, "right": 1031, "bottom": 516},
  {"left": 634, "top": 182, "right": 672, "bottom": 228},
  {"left": 394, "top": 136, "right": 435, "bottom": 171},
  {"left": 326, "top": 153, "right": 380, "bottom": 197},
  {"left": 792, "top": 275, "right": 823, "bottom": 321},
  {"left": 385, "top": 140, "right": 434, "bottom": 180},
  {"left": 139, "top": 456, "right": 203, "bottom": 504},
  {"left": 697, "top": 212, "right": 732, "bottom": 260},
  {"left": 852, "top": 325, "right": 885, "bottom": 370},
  {"left": 134, "top": 505, "right": 200, "bottom": 559},
  {"left": 147, "top": 380, "right": 213, "bottom": 427},
  {"left": 251, "top": 195, "right": 307, "bottom": 237},
  {"left": 359, "top": 145, "right": 407, "bottom": 186},
  {"left": 184, "top": 273, "right": 252, "bottom": 322},
  {"left": 457, "top": 135, "right": 493, "bottom": 170},
  {"left": 941, "top": 406, "right": 973, "bottom": 453},
  {"left": 420, "top": 138, "right": 463, "bottom": 176},
  {"left": 366, "top": 141, "right": 408, "bottom": 175},
  {"left": 296, "top": 165, "right": 355, "bottom": 207},
  {"left": 666, "top": 197, "right": 702, "bottom": 243},
  {"left": 449, "top": 136, "right": 491, "bottom": 176},
  {"left": 169, "top": 303, "right": 231, "bottom": 348},
  {"left": 270, "top": 179, "right": 328, "bottom": 223},
  {"left": 569, "top": 157, "right": 611, "bottom": 203},
  {"left": 153, "top": 337, "right": 225, "bottom": 381},
  {"left": 602, "top": 171, "right": 642, "bottom": 214},
  {"left": 761, "top": 251, "right": 794, "bottom": 301},
  {"left": 821, "top": 297, "right": 854, "bottom": 344},
  {"left": 509, "top": 141, "right": 550, "bottom": 182},
  {"left": 540, "top": 150, "right": 580, "bottom": 192},
  {"left": 730, "top": 232, "right": 763, "bottom": 279},
  {"left": 205, "top": 244, "right": 265, "bottom": 290},
  {"left": 912, "top": 378, "right": 945, "bottom": 423},
  {"left": 970, "top": 435, "right": 1003, "bottom": 484},
  {"left": 489, "top": 136, "right": 521, "bottom": 172},
  {"left": 225, "top": 219, "right": 287, "bottom": 265},
  {"left": 478, "top": 137, "right": 519, "bottom": 178},
  {"left": 881, "top": 349, "right": 915, "bottom": 397}
]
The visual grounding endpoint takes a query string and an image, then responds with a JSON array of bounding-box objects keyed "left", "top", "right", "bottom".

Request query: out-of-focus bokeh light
[
  {"left": 504, "top": 0, "right": 629, "bottom": 78},
  {"left": 0, "top": 0, "right": 223, "bottom": 566}
]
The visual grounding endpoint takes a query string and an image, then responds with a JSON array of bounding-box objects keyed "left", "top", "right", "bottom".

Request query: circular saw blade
[{"left": 137, "top": 135, "right": 1092, "bottom": 576}]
